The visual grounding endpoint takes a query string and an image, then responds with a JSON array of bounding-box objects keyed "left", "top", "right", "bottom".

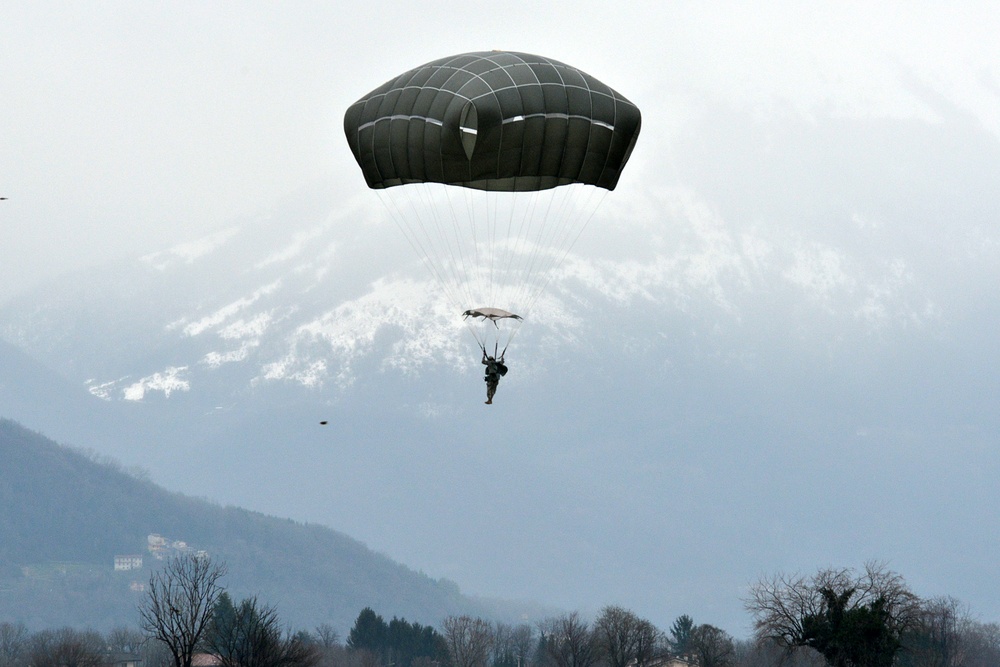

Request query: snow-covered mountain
[
  {"left": 4, "top": 103, "right": 1000, "bottom": 635},
  {"left": 0, "top": 173, "right": 947, "bottom": 411},
  {"left": 3, "top": 184, "right": 608, "bottom": 407}
]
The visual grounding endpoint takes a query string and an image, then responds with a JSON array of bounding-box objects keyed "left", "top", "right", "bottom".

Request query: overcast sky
[
  {"left": 4, "top": 0, "right": 1000, "bottom": 637},
  {"left": 4, "top": 2, "right": 999, "bottom": 301}
]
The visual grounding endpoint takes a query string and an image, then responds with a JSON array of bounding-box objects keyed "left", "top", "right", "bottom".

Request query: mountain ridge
[
  {"left": 4, "top": 134, "right": 1000, "bottom": 635},
  {"left": 0, "top": 418, "right": 544, "bottom": 631}
]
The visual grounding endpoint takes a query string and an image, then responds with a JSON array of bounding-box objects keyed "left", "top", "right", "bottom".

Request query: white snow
[
  {"left": 141, "top": 227, "right": 241, "bottom": 270},
  {"left": 87, "top": 377, "right": 128, "bottom": 401},
  {"left": 175, "top": 281, "right": 281, "bottom": 336},
  {"left": 219, "top": 312, "right": 272, "bottom": 340},
  {"left": 202, "top": 341, "right": 258, "bottom": 368},
  {"left": 122, "top": 366, "right": 190, "bottom": 401},
  {"left": 256, "top": 277, "right": 466, "bottom": 388},
  {"left": 254, "top": 225, "right": 331, "bottom": 269}
]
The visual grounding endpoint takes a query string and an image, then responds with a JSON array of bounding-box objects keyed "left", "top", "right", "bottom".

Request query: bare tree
[
  {"left": 745, "top": 561, "right": 920, "bottom": 667},
  {"left": 309, "top": 624, "right": 349, "bottom": 667},
  {"left": 0, "top": 622, "right": 29, "bottom": 667},
  {"left": 26, "top": 631, "right": 56, "bottom": 667},
  {"left": 899, "top": 596, "right": 968, "bottom": 666},
  {"left": 732, "top": 638, "right": 825, "bottom": 667},
  {"left": 312, "top": 644, "right": 361, "bottom": 667},
  {"left": 139, "top": 554, "right": 228, "bottom": 667},
  {"left": 510, "top": 624, "right": 537, "bottom": 667},
  {"left": 745, "top": 570, "right": 825, "bottom": 650},
  {"left": 27, "top": 628, "right": 105, "bottom": 667},
  {"left": 356, "top": 649, "right": 381, "bottom": 667},
  {"left": 595, "top": 606, "right": 638, "bottom": 667},
  {"left": 443, "top": 616, "right": 494, "bottom": 667},
  {"left": 689, "top": 625, "right": 735, "bottom": 667},
  {"left": 634, "top": 619, "right": 661, "bottom": 667},
  {"left": 492, "top": 623, "right": 515, "bottom": 667},
  {"left": 492, "top": 623, "right": 538, "bottom": 667},
  {"left": 142, "top": 640, "right": 176, "bottom": 667},
  {"left": 594, "top": 606, "right": 661, "bottom": 667},
  {"left": 958, "top": 621, "right": 1000, "bottom": 667},
  {"left": 541, "top": 613, "right": 602, "bottom": 667},
  {"left": 314, "top": 625, "right": 341, "bottom": 650},
  {"left": 106, "top": 626, "right": 147, "bottom": 655},
  {"left": 895, "top": 600, "right": 1000, "bottom": 667}
]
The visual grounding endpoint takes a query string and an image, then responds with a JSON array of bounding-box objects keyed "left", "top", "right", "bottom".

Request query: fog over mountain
[
  {"left": 3, "top": 3, "right": 1000, "bottom": 639},
  {"left": 3, "top": 90, "right": 1000, "bottom": 637}
]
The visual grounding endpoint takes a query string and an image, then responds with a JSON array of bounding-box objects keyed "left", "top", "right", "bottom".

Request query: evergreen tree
[
  {"left": 801, "top": 588, "right": 899, "bottom": 667},
  {"left": 347, "top": 608, "right": 388, "bottom": 663},
  {"left": 668, "top": 616, "right": 694, "bottom": 656},
  {"left": 208, "top": 592, "right": 238, "bottom": 650}
]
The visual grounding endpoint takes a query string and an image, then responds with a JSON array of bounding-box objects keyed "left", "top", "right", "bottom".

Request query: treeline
[{"left": 3, "top": 556, "right": 1000, "bottom": 667}]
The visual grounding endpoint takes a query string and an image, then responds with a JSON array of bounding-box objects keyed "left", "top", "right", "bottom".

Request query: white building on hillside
[{"left": 114, "top": 554, "right": 143, "bottom": 571}]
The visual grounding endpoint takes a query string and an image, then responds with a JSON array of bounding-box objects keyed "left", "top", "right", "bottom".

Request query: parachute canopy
[
  {"left": 345, "top": 51, "right": 641, "bottom": 356},
  {"left": 344, "top": 51, "right": 641, "bottom": 192}
]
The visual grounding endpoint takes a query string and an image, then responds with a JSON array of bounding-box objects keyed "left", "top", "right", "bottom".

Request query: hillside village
[
  {"left": 112, "top": 533, "right": 209, "bottom": 593},
  {"left": 144, "top": 533, "right": 209, "bottom": 562},
  {"left": 114, "top": 533, "right": 207, "bottom": 573}
]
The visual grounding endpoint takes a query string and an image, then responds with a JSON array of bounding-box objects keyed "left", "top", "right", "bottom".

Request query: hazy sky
[
  {"left": 4, "top": 2, "right": 999, "bottom": 301},
  {"left": 4, "top": 0, "right": 1000, "bottom": 638}
]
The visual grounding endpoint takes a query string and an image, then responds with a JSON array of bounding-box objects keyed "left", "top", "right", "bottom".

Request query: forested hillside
[{"left": 0, "top": 419, "right": 524, "bottom": 630}]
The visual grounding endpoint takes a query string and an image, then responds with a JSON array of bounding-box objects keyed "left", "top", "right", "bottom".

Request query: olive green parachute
[
  {"left": 344, "top": 51, "right": 641, "bottom": 193},
  {"left": 344, "top": 51, "right": 641, "bottom": 356}
]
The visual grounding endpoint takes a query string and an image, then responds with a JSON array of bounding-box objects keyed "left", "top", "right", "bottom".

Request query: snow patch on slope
[
  {"left": 564, "top": 187, "right": 939, "bottom": 333},
  {"left": 141, "top": 227, "right": 241, "bottom": 270},
  {"left": 172, "top": 281, "right": 282, "bottom": 337},
  {"left": 122, "top": 366, "right": 190, "bottom": 400},
  {"left": 255, "top": 225, "right": 332, "bottom": 269},
  {"left": 203, "top": 341, "right": 260, "bottom": 368},
  {"left": 259, "top": 277, "right": 465, "bottom": 389},
  {"left": 87, "top": 376, "right": 129, "bottom": 401}
]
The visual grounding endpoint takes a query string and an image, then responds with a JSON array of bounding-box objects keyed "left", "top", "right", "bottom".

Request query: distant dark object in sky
[
  {"left": 319, "top": 421, "right": 328, "bottom": 425},
  {"left": 0, "top": 197, "right": 7, "bottom": 200}
]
